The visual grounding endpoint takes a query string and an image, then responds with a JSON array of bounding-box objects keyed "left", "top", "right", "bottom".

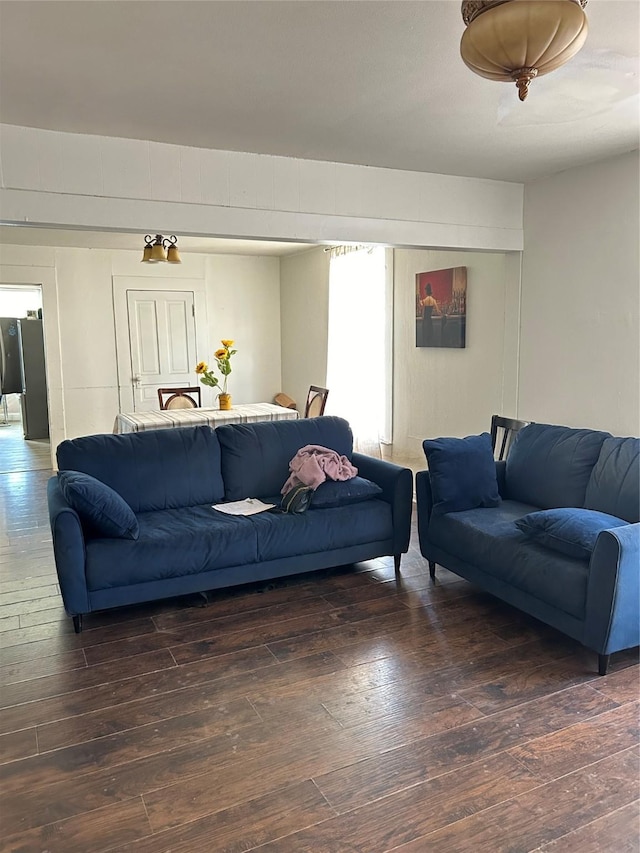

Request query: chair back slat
[
  {"left": 304, "top": 386, "right": 329, "bottom": 418},
  {"left": 158, "top": 387, "right": 202, "bottom": 410},
  {"left": 490, "top": 414, "right": 530, "bottom": 461}
]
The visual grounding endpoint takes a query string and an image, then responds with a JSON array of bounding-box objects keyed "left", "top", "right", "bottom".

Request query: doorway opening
[{"left": 0, "top": 285, "right": 51, "bottom": 472}]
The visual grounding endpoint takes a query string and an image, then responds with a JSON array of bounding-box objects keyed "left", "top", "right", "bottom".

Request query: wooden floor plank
[
  {"left": 141, "top": 694, "right": 484, "bottom": 833},
  {"left": 389, "top": 747, "right": 639, "bottom": 853},
  {"left": 0, "top": 648, "right": 87, "bottom": 686},
  {"left": 0, "top": 697, "right": 260, "bottom": 795},
  {"left": 508, "top": 701, "right": 640, "bottom": 781},
  {"left": 538, "top": 800, "right": 640, "bottom": 852},
  {"left": 243, "top": 753, "right": 540, "bottom": 853},
  {"left": 313, "top": 685, "right": 617, "bottom": 814},
  {"left": 0, "top": 726, "right": 38, "bottom": 764},
  {"left": 113, "top": 781, "right": 333, "bottom": 853},
  {"left": 2, "top": 796, "right": 151, "bottom": 853}
]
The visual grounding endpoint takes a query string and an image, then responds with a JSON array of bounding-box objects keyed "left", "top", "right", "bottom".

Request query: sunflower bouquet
[{"left": 195, "top": 339, "right": 237, "bottom": 395}]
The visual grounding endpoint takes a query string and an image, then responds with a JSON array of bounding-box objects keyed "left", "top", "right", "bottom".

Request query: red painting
[{"left": 415, "top": 266, "right": 467, "bottom": 348}]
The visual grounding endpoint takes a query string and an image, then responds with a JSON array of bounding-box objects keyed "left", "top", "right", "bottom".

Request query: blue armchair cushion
[
  {"left": 515, "top": 507, "right": 628, "bottom": 560},
  {"left": 217, "top": 416, "right": 354, "bottom": 501},
  {"left": 584, "top": 437, "right": 640, "bottom": 523},
  {"left": 422, "top": 433, "right": 500, "bottom": 515},
  {"left": 56, "top": 426, "right": 225, "bottom": 513},
  {"left": 58, "top": 470, "right": 139, "bottom": 540},
  {"left": 505, "top": 423, "right": 610, "bottom": 510},
  {"left": 311, "top": 476, "right": 382, "bottom": 509}
]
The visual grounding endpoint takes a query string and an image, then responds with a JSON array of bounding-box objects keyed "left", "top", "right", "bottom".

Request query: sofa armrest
[
  {"left": 47, "top": 477, "right": 90, "bottom": 617},
  {"left": 415, "top": 470, "right": 433, "bottom": 556},
  {"left": 583, "top": 522, "right": 640, "bottom": 656},
  {"left": 352, "top": 453, "right": 413, "bottom": 554}
]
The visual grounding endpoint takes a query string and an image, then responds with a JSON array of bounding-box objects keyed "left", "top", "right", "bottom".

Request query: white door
[{"left": 126, "top": 290, "right": 197, "bottom": 411}]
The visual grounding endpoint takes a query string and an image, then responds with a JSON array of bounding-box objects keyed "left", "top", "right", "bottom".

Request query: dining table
[{"left": 113, "top": 402, "right": 299, "bottom": 435}]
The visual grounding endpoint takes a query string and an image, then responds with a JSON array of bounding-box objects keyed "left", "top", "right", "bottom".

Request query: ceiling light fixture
[
  {"left": 460, "top": 0, "right": 589, "bottom": 101},
  {"left": 141, "top": 234, "right": 182, "bottom": 263}
]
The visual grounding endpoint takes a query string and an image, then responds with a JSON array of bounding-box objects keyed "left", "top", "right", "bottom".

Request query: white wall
[
  {"left": 279, "top": 245, "right": 520, "bottom": 458},
  {"left": 0, "top": 124, "right": 524, "bottom": 252},
  {"left": 520, "top": 151, "right": 640, "bottom": 435},
  {"left": 0, "top": 244, "right": 282, "bottom": 452},
  {"left": 204, "top": 253, "right": 281, "bottom": 404},
  {"left": 280, "top": 247, "right": 330, "bottom": 412},
  {"left": 392, "top": 249, "right": 520, "bottom": 459}
]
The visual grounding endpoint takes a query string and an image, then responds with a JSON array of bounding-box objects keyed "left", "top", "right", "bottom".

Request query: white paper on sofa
[{"left": 212, "top": 499, "right": 275, "bottom": 516}]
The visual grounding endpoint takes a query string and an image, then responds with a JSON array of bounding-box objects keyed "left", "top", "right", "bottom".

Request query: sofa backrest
[
  {"left": 584, "top": 436, "right": 640, "bottom": 523},
  {"left": 505, "top": 423, "right": 611, "bottom": 509},
  {"left": 216, "top": 416, "right": 353, "bottom": 500},
  {"left": 56, "top": 426, "right": 225, "bottom": 512}
]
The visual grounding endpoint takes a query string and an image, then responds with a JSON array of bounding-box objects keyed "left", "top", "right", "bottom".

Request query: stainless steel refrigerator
[{"left": 0, "top": 317, "right": 49, "bottom": 440}]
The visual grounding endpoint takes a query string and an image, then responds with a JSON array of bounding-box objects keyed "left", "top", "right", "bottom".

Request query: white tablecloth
[{"left": 113, "top": 402, "right": 298, "bottom": 434}]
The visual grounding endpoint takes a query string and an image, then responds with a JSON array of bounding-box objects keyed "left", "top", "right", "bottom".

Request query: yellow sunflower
[
  {"left": 195, "top": 361, "right": 208, "bottom": 374},
  {"left": 221, "top": 339, "right": 234, "bottom": 347},
  {"left": 214, "top": 349, "right": 227, "bottom": 360}
]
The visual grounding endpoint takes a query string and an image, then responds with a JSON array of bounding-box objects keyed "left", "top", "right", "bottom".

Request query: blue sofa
[
  {"left": 416, "top": 423, "right": 639, "bottom": 674},
  {"left": 48, "top": 416, "right": 412, "bottom": 632}
]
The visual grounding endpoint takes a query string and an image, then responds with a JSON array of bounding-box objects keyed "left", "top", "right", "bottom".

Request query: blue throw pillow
[
  {"left": 422, "top": 433, "right": 500, "bottom": 515},
  {"left": 58, "top": 470, "right": 139, "bottom": 539},
  {"left": 311, "top": 476, "right": 382, "bottom": 509},
  {"left": 515, "top": 508, "right": 627, "bottom": 560}
]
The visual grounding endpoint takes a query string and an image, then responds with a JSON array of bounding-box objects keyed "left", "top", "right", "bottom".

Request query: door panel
[
  {"left": 166, "top": 299, "right": 191, "bottom": 373},
  {"left": 127, "top": 290, "right": 196, "bottom": 412}
]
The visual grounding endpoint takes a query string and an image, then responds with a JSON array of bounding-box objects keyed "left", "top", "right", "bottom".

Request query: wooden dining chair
[
  {"left": 304, "top": 386, "right": 329, "bottom": 418},
  {"left": 490, "top": 414, "right": 530, "bottom": 461},
  {"left": 158, "top": 387, "right": 202, "bottom": 410}
]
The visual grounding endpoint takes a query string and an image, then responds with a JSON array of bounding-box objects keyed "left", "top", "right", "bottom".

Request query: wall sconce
[
  {"left": 460, "top": 0, "right": 589, "bottom": 101},
  {"left": 141, "top": 234, "right": 182, "bottom": 264}
]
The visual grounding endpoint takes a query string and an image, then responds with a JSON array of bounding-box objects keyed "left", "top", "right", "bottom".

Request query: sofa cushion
[
  {"left": 428, "top": 500, "right": 589, "bottom": 618},
  {"left": 217, "top": 416, "right": 354, "bottom": 501},
  {"left": 422, "top": 433, "right": 500, "bottom": 515},
  {"left": 85, "top": 505, "right": 257, "bottom": 590},
  {"left": 505, "top": 423, "right": 610, "bottom": 510},
  {"left": 311, "top": 477, "right": 382, "bottom": 509},
  {"left": 584, "top": 437, "right": 640, "bottom": 524},
  {"left": 249, "top": 498, "right": 393, "bottom": 561},
  {"left": 515, "top": 508, "right": 628, "bottom": 560},
  {"left": 57, "top": 426, "right": 225, "bottom": 513},
  {"left": 58, "top": 470, "right": 139, "bottom": 540}
]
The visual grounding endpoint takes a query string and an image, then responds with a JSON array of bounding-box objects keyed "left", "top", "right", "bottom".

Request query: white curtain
[{"left": 326, "top": 246, "right": 388, "bottom": 455}]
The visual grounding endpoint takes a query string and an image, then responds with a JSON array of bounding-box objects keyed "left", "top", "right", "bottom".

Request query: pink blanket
[{"left": 281, "top": 444, "right": 358, "bottom": 494}]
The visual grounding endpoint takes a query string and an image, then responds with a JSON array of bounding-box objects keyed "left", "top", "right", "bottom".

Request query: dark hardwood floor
[{"left": 0, "top": 422, "right": 638, "bottom": 852}]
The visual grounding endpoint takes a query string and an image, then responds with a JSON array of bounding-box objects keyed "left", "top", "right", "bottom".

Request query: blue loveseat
[
  {"left": 416, "top": 423, "right": 640, "bottom": 674},
  {"left": 48, "top": 416, "right": 412, "bottom": 632}
]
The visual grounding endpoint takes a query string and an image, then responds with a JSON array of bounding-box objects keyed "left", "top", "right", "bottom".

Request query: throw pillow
[
  {"left": 422, "top": 433, "right": 500, "bottom": 515},
  {"left": 311, "top": 476, "right": 383, "bottom": 509},
  {"left": 515, "top": 507, "right": 627, "bottom": 560},
  {"left": 58, "top": 470, "right": 139, "bottom": 539}
]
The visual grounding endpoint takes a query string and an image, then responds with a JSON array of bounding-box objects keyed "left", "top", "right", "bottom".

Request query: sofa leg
[
  {"left": 72, "top": 614, "right": 83, "bottom": 634},
  {"left": 598, "top": 653, "right": 610, "bottom": 676},
  {"left": 394, "top": 554, "right": 401, "bottom": 574},
  {"left": 428, "top": 560, "right": 436, "bottom": 580}
]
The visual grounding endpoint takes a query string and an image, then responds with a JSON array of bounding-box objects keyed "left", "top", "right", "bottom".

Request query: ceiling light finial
[{"left": 460, "top": 0, "right": 589, "bottom": 101}]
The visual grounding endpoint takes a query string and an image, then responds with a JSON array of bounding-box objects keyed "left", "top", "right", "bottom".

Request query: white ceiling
[{"left": 0, "top": 0, "right": 638, "bottom": 185}]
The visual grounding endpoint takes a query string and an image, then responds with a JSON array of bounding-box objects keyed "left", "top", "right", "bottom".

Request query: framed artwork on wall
[{"left": 416, "top": 266, "right": 467, "bottom": 348}]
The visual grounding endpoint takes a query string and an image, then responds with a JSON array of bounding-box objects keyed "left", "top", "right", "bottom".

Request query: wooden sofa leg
[
  {"left": 598, "top": 654, "right": 610, "bottom": 676},
  {"left": 428, "top": 560, "right": 436, "bottom": 580},
  {"left": 72, "top": 614, "right": 83, "bottom": 634},
  {"left": 394, "top": 554, "right": 401, "bottom": 574}
]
